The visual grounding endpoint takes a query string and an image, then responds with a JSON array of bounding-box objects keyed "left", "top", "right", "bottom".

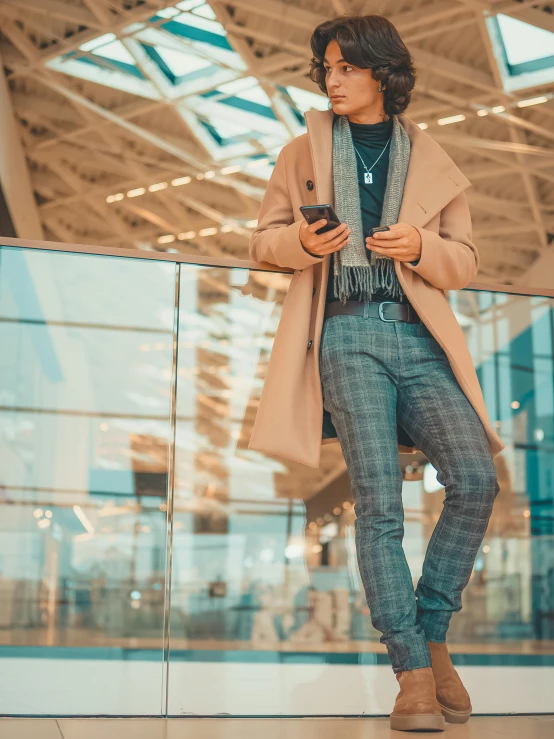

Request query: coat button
[
  {"left": 306, "top": 180, "right": 314, "bottom": 191},
  {"left": 307, "top": 340, "right": 313, "bottom": 350}
]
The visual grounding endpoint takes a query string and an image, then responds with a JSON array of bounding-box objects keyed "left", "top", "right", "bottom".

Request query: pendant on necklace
[{"left": 364, "top": 172, "right": 373, "bottom": 184}]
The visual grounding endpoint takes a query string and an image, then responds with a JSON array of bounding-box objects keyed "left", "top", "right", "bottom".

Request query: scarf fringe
[{"left": 334, "top": 256, "right": 405, "bottom": 305}]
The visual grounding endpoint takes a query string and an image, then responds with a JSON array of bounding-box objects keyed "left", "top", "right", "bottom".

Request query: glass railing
[{"left": 0, "top": 238, "right": 553, "bottom": 717}]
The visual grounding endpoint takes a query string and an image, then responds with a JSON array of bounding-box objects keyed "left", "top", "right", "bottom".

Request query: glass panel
[
  {"left": 167, "top": 263, "right": 297, "bottom": 714},
  {"left": 0, "top": 246, "right": 177, "bottom": 716}
]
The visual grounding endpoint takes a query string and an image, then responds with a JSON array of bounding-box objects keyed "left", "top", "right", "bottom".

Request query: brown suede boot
[
  {"left": 429, "top": 641, "right": 472, "bottom": 723},
  {"left": 390, "top": 666, "right": 445, "bottom": 731}
]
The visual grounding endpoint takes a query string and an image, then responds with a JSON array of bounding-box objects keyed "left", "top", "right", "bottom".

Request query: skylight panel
[
  {"left": 174, "top": 8, "right": 226, "bottom": 36},
  {"left": 487, "top": 11, "right": 554, "bottom": 91},
  {"left": 193, "top": 3, "right": 217, "bottom": 20},
  {"left": 80, "top": 33, "right": 116, "bottom": 52},
  {"left": 497, "top": 13, "right": 554, "bottom": 66},
  {"left": 205, "top": 115, "right": 255, "bottom": 139},
  {"left": 176, "top": 0, "right": 204, "bottom": 10},
  {"left": 91, "top": 40, "right": 137, "bottom": 66},
  {"left": 286, "top": 86, "right": 329, "bottom": 112},
  {"left": 218, "top": 77, "right": 273, "bottom": 106},
  {"left": 157, "top": 7, "right": 181, "bottom": 18},
  {"left": 155, "top": 45, "right": 213, "bottom": 76}
]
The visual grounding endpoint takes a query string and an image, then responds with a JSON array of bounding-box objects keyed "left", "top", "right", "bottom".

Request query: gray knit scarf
[{"left": 331, "top": 113, "right": 411, "bottom": 304}]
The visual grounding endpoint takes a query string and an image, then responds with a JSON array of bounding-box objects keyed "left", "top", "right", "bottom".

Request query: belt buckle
[{"left": 378, "top": 301, "right": 400, "bottom": 322}]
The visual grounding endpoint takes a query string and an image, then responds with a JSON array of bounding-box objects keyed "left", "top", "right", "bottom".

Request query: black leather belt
[{"left": 324, "top": 299, "right": 421, "bottom": 323}]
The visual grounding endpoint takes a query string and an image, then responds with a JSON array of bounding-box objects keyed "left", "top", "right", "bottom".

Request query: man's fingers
[
  {"left": 369, "top": 228, "right": 404, "bottom": 240},
  {"left": 324, "top": 233, "right": 350, "bottom": 253},
  {"left": 320, "top": 223, "right": 349, "bottom": 243},
  {"left": 307, "top": 218, "right": 328, "bottom": 233}
]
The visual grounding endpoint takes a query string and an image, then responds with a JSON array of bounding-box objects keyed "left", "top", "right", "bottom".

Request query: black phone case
[{"left": 300, "top": 205, "right": 341, "bottom": 235}]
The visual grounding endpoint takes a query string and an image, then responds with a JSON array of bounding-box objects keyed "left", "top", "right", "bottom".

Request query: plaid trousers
[{"left": 319, "top": 305, "right": 500, "bottom": 672}]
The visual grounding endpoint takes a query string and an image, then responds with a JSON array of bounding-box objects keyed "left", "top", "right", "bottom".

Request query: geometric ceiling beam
[
  {"left": 211, "top": 0, "right": 299, "bottom": 141},
  {"left": 391, "top": 0, "right": 472, "bottom": 32},
  {"left": 222, "top": 0, "right": 323, "bottom": 33},
  {"left": 518, "top": 246, "right": 554, "bottom": 289},
  {"left": 507, "top": 123, "right": 549, "bottom": 249},
  {"left": 31, "top": 99, "right": 162, "bottom": 152},
  {"left": 473, "top": 223, "right": 542, "bottom": 239},
  {"left": 431, "top": 130, "right": 554, "bottom": 156},
  {"left": 121, "top": 202, "right": 182, "bottom": 234},
  {"left": 411, "top": 46, "right": 504, "bottom": 97},
  {"left": 414, "top": 80, "right": 554, "bottom": 142},
  {"left": 479, "top": 241, "right": 533, "bottom": 270},
  {"left": 463, "top": 158, "right": 554, "bottom": 186},
  {"left": 0, "top": 0, "right": 101, "bottom": 28},
  {"left": 466, "top": 192, "right": 538, "bottom": 225},
  {"left": 36, "top": 73, "right": 264, "bottom": 203},
  {"left": 0, "top": 18, "right": 43, "bottom": 65},
  {"left": 81, "top": 0, "right": 112, "bottom": 25},
  {"left": 43, "top": 215, "right": 82, "bottom": 244},
  {"left": 4, "top": 0, "right": 169, "bottom": 80},
  {"left": 11, "top": 91, "right": 83, "bottom": 128},
  {"left": 0, "top": 45, "right": 43, "bottom": 239},
  {"left": 255, "top": 52, "right": 304, "bottom": 77},
  {"left": 465, "top": 0, "right": 505, "bottom": 92},
  {"left": 124, "top": 159, "right": 202, "bottom": 231},
  {"left": 36, "top": 76, "right": 250, "bottom": 191},
  {"left": 174, "top": 106, "right": 223, "bottom": 162},
  {"left": 45, "top": 159, "right": 131, "bottom": 240},
  {"left": 171, "top": 67, "right": 242, "bottom": 100},
  {"left": 223, "top": 21, "right": 308, "bottom": 58},
  {"left": 170, "top": 190, "right": 251, "bottom": 239},
  {"left": 467, "top": 191, "right": 533, "bottom": 214},
  {"left": 45, "top": 57, "right": 161, "bottom": 101},
  {"left": 402, "top": 18, "right": 476, "bottom": 45},
  {"left": 120, "top": 38, "right": 174, "bottom": 102},
  {"left": 121, "top": 37, "right": 214, "bottom": 160}
]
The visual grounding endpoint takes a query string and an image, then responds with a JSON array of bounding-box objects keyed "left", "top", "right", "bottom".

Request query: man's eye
[{"left": 344, "top": 66, "right": 353, "bottom": 72}]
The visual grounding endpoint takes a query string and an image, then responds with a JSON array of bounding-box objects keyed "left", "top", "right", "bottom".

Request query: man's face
[{"left": 323, "top": 40, "right": 382, "bottom": 117}]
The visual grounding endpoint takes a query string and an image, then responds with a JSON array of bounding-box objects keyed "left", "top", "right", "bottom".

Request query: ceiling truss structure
[{"left": 0, "top": 0, "right": 553, "bottom": 281}]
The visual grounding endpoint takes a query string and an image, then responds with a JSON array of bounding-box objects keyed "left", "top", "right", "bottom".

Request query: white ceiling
[{"left": 1, "top": 0, "right": 554, "bottom": 283}]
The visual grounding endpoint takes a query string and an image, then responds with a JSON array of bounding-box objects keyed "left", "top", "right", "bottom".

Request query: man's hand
[
  {"left": 300, "top": 219, "right": 351, "bottom": 257},
  {"left": 366, "top": 223, "right": 422, "bottom": 263}
]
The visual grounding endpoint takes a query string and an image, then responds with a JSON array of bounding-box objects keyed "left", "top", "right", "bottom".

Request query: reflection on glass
[
  {"left": 2, "top": 243, "right": 554, "bottom": 716},
  {"left": 0, "top": 247, "right": 177, "bottom": 715}
]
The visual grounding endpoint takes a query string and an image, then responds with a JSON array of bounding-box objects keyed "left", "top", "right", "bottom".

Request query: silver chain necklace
[{"left": 352, "top": 135, "right": 392, "bottom": 185}]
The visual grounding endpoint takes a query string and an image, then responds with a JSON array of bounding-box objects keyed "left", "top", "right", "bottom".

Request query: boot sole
[
  {"left": 390, "top": 712, "right": 445, "bottom": 731},
  {"left": 438, "top": 701, "right": 472, "bottom": 724}
]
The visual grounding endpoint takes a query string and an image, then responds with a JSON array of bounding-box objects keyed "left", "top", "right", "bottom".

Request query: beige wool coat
[{"left": 248, "top": 108, "right": 505, "bottom": 468}]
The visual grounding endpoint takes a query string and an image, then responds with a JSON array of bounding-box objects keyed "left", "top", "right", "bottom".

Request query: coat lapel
[{"left": 303, "top": 109, "right": 471, "bottom": 229}]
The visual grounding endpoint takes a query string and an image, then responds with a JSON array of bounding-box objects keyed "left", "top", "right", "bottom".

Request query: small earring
[{"left": 378, "top": 82, "right": 383, "bottom": 92}]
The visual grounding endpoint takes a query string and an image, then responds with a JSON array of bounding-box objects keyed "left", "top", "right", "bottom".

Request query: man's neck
[{"left": 347, "top": 109, "right": 389, "bottom": 125}]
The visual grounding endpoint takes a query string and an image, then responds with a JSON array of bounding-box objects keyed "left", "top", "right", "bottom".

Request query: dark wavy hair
[{"left": 309, "top": 15, "right": 416, "bottom": 116}]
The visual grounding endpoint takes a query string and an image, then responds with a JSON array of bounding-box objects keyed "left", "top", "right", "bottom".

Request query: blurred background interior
[{"left": 0, "top": 0, "right": 553, "bottom": 719}]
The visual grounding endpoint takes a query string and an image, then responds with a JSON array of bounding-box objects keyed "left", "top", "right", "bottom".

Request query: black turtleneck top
[{"left": 326, "top": 115, "right": 409, "bottom": 304}]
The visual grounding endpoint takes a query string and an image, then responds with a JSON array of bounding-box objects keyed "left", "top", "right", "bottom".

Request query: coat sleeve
[
  {"left": 403, "top": 190, "right": 479, "bottom": 290},
  {"left": 249, "top": 149, "right": 324, "bottom": 271}
]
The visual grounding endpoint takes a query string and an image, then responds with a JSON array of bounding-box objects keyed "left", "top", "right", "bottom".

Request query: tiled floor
[{"left": 0, "top": 716, "right": 553, "bottom": 738}]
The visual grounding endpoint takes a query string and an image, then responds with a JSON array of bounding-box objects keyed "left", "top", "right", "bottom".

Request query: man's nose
[{"left": 327, "top": 72, "right": 339, "bottom": 91}]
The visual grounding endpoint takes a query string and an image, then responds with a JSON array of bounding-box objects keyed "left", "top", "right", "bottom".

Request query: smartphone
[
  {"left": 368, "top": 226, "right": 390, "bottom": 237},
  {"left": 300, "top": 204, "right": 342, "bottom": 235}
]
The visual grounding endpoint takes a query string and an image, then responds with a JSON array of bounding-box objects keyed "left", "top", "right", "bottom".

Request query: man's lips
[{"left": 330, "top": 96, "right": 345, "bottom": 101}]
